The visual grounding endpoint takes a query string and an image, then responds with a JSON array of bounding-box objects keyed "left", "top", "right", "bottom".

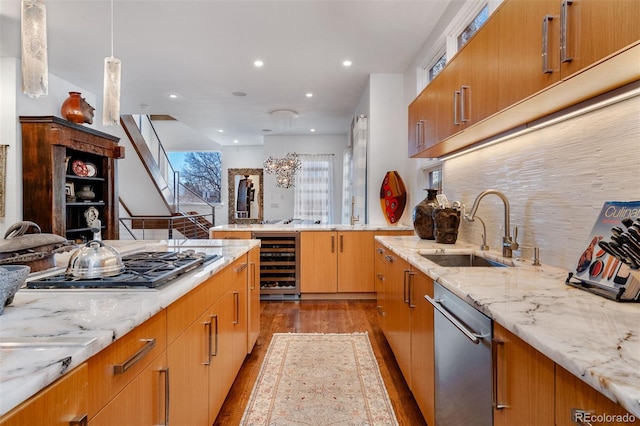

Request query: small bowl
[{"left": 0, "top": 265, "right": 30, "bottom": 314}]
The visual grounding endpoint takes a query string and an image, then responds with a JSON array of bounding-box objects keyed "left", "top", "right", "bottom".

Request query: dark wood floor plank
[{"left": 213, "top": 300, "right": 427, "bottom": 425}]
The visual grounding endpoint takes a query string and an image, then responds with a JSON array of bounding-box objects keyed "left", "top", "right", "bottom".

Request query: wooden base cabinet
[
  {"left": 247, "top": 246, "right": 260, "bottom": 352},
  {"left": 492, "top": 323, "right": 555, "bottom": 426},
  {"left": 0, "top": 364, "right": 88, "bottom": 426},
  {"left": 555, "top": 366, "right": 639, "bottom": 426}
]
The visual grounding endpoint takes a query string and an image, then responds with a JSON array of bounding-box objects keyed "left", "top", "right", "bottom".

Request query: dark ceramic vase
[
  {"left": 60, "top": 92, "right": 85, "bottom": 124},
  {"left": 434, "top": 207, "right": 461, "bottom": 244},
  {"left": 413, "top": 188, "right": 438, "bottom": 239}
]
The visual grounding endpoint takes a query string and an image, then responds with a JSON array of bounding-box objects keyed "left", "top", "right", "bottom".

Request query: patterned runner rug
[{"left": 240, "top": 332, "right": 398, "bottom": 425}]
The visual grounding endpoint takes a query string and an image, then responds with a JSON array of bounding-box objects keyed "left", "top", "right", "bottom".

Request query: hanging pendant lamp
[
  {"left": 21, "top": 0, "right": 48, "bottom": 98},
  {"left": 103, "top": 0, "right": 121, "bottom": 126}
]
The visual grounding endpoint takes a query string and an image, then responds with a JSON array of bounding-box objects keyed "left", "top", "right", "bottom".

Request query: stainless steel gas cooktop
[{"left": 27, "top": 251, "right": 220, "bottom": 289}]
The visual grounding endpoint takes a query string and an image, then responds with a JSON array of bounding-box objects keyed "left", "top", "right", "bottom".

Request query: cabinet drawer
[
  {"left": 0, "top": 364, "right": 88, "bottom": 426},
  {"left": 87, "top": 311, "right": 167, "bottom": 418}
]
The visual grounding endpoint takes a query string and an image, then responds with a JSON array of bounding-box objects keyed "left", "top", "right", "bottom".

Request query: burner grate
[{"left": 27, "top": 251, "right": 220, "bottom": 289}]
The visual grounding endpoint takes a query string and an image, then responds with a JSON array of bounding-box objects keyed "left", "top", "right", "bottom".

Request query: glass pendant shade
[
  {"left": 21, "top": 0, "right": 48, "bottom": 98},
  {"left": 102, "top": 56, "right": 121, "bottom": 126}
]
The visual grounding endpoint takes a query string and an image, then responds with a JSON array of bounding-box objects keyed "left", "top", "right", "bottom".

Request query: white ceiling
[{"left": 1, "top": 0, "right": 453, "bottom": 146}]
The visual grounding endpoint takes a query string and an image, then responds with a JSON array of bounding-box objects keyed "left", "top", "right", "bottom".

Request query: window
[
  {"left": 293, "top": 155, "right": 334, "bottom": 224},
  {"left": 429, "top": 52, "right": 447, "bottom": 80},
  {"left": 167, "top": 151, "right": 222, "bottom": 204},
  {"left": 457, "top": 4, "right": 489, "bottom": 49}
]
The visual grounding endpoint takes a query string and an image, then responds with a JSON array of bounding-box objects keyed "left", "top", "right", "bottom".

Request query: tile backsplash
[{"left": 443, "top": 95, "right": 639, "bottom": 272}]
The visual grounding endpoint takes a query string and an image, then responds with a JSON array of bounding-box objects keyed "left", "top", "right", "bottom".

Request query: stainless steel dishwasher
[{"left": 426, "top": 282, "right": 493, "bottom": 425}]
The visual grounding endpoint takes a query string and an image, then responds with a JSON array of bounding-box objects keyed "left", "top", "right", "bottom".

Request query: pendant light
[
  {"left": 103, "top": 0, "right": 121, "bottom": 126},
  {"left": 21, "top": 0, "right": 48, "bottom": 98}
]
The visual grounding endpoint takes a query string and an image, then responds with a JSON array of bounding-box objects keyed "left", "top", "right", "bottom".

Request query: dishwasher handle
[{"left": 425, "top": 295, "right": 483, "bottom": 344}]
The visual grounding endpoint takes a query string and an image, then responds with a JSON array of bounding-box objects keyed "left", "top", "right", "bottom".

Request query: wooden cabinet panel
[
  {"left": 555, "top": 365, "right": 639, "bottom": 426},
  {"left": 560, "top": 0, "right": 640, "bottom": 78},
  {"left": 337, "top": 231, "right": 374, "bottom": 293},
  {"left": 0, "top": 364, "right": 88, "bottom": 426},
  {"left": 89, "top": 353, "right": 168, "bottom": 426},
  {"left": 498, "top": 0, "right": 560, "bottom": 110},
  {"left": 210, "top": 230, "right": 252, "bottom": 240},
  {"left": 493, "top": 323, "right": 555, "bottom": 426},
  {"left": 230, "top": 259, "right": 248, "bottom": 372},
  {"left": 247, "top": 247, "right": 261, "bottom": 352},
  {"left": 409, "top": 269, "right": 435, "bottom": 426},
  {"left": 166, "top": 276, "right": 211, "bottom": 344},
  {"left": 20, "top": 116, "right": 122, "bottom": 241},
  {"left": 87, "top": 311, "right": 167, "bottom": 418},
  {"left": 208, "top": 292, "right": 235, "bottom": 425},
  {"left": 300, "top": 232, "right": 338, "bottom": 293}
]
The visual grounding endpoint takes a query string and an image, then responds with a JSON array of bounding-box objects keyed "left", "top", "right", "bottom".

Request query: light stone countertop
[
  {"left": 375, "top": 235, "right": 640, "bottom": 418},
  {"left": 210, "top": 223, "right": 414, "bottom": 232},
  {"left": 0, "top": 239, "right": 259, "bottom": 416}
]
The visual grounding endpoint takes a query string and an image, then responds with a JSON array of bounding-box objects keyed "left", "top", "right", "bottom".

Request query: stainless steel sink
[{"left": 420, "top": 253, "right": 511, "bottom": 267}]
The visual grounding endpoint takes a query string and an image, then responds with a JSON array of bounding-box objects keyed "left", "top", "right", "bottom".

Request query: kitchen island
[
  {"left": 0, "top": 238, "right": 259, "bottom": 419},
  {"left": 376, "top": 235, "right": 640, "bottom": 419}
]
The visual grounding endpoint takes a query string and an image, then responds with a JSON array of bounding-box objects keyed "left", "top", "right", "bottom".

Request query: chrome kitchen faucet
[{"left": 464, "top": 189, "right": 519, "bottom": 257}]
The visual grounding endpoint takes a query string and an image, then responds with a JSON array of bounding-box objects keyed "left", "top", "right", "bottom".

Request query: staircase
[{"left": 119, "top": 115, "right": 215, "bottom": 239}]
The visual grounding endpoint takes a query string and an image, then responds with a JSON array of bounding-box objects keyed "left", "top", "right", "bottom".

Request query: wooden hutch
[{"left": 20, "top": 116, "right": 124, "bottom": 242}]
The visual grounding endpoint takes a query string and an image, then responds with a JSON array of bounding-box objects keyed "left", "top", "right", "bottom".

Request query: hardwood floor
[{"left": 213, "top": 299, "right": 427, "bottom": 425}]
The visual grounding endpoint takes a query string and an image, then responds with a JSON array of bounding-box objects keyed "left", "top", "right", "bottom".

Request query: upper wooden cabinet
[
  {"left": 410, "top": 0, "right": 640, "bottom": 158},
  {"left": 20, "top": 116, "right": 124, "bottom": 241}
]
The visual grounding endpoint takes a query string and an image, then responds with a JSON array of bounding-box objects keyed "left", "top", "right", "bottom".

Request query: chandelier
[{"left": 263, "top": 153, "right": 301, "bottom": 189}]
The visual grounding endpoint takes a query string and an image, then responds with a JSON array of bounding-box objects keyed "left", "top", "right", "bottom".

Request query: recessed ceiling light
[
  {"left": 233, "top": 139, "right": 239, "bottom": 143},
  {"left": 217, "top": 129, "right": 224, "bottom": 133},
  {"left": 254, "top": 60, "right": 264, "bottom": 67},
  {"left": 306, "top": 93, "right": 313, "bottom": 98},
  {"left": 169, "top": 94, "right": 178, "bottom": 98},
  {"left": 310, "top": 128, "right": 316, "bottom": 132},
  {"left": 342, "top": 60, "right": 352, "bottom": 67}
]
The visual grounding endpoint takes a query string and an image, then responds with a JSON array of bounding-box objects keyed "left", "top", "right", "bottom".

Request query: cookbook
[{"left": 569, "top": 201, "right": 640, "bottom": 302}]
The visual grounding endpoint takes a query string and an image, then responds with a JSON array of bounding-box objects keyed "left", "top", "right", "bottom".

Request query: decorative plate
[
  {"left": 85, "top": 162, "right": 97, "bottom": 177},
  {"left": 379, "top": 171, "right": 407, "bottom": 225},
  {"left": 71, "top": 160, "right": 88, "bottom": 177}
]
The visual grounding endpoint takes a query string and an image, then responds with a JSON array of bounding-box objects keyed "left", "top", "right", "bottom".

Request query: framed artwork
[{"left": 65, "top": 182, "right": 75, "bottom": 200}]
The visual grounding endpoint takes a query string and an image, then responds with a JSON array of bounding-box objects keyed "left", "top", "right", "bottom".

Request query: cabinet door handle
[
  {"left": 560, "top": 0, "right": 573, "bottom": 63},
  {"left": 340, "top": 235, "right": 344, "bottom": 252},
  {"left": 69, "top": 414, "right": 88, "bottom": 426},
  {"left": 415, "top": 121, "right": 421, "bottom": 147},
  {"left": 376, "top": 273, "right": 384, "bottom": 281},
  {"left": 210, "top": 314, "right": 219, "bottom": 357},
  {"left": 403, "top": 270, "right": 410, "bottom": 304},
  {"left": 236, "top": 263, "right": 248, "bottom": 272},
  {"left": 419, "top": 120, "right": 425, "bottom": 146},
  {"left": 250, "top": 263, "right": 256, "bottom": 290},
  {"left": 331, "top": 235, "right": 335, "bottom": 253},
  {"left": 492, "top": 339, "right": 509, "bottom": 409},
  {"left": 113, "top": 338, "right": 156, "bottom": 374},
  {"left": 158, "top": 367, "right": 170, "bottom": 426},
  {"left": 408, "top": 271, "right": 416, "bottom": 308},
  {"left": 542, "top": 15, "right": 554, "bottom": 73},
  {"left": 460, "top": 85, "right": 470, "bottom": 123},
  {"left": 453, "top": 90, "right": 460, "bottom": 125},
  {"left": 202, "top": 320, "right": 212, "bottom": 365},
  {"left": 376, "top": 247, "right": 385, "bottom": 254},
  {"left": 384, "top": 254, "right": 394, "bottom": 263},
  {"left": 233, "top": 291, "right": 239, "bottom": 324}
]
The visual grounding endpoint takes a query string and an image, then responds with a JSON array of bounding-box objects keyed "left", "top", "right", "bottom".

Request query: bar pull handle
[
  {"left": 202, "top": 320, "right": 212, "bottom": 365},
  {"left": 331, "top": 235, "right": 335, "bottom": 253},
  {"left": 492, "top": 339, "right": 508, "bottom": 409},
  {"left": 415, "top": 121, "right": 421, "bottom": 147},
  {"left": 408, "top": 271, "right": 416, "bottom": 308},
  {"left": 340, "top": 235, "right": 344, "bottom": 252},
  {"left": 69, "top": 415, "right": 88, "bottom": 426},
  {"left": 376, "top": 247, "right": 385, "bottom": 254},
  {"left": 460, "top": 85, "right": 470, "bottom": 123},
  {"left": 384, "top": 254, "right": 394, "bottom": 263},
  {"left": 542, "top": 15, "right": 554, "bottom": 73},
  {"left": 250, "top": 263, "right": 256, "bottom": 290},
  {"left": 453, "top": 90, "right": 460, "bottom": 125},
  {"left": 210, "top": 314, "right": 219, "bottom": 357},
  {"left": 233, "top": 291, "right": 240, "bottom": 324},
  {"left": 236, "top": 263, "right": 248, "bottom": 272},
  {"left": 425, "top": 295, "right": 483, "bottom": 344},
  {"left": 158, "top": 367, "right": 170, "bottom": 426},
  {"left": 403, "top": 270, "right": 410, "bottom": 304},
  {"left": 113, "top": 338, "right": 156, "bottom": 374},
  {"left": 560, "top": 0, "right": 573, "bottom": 63}
]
